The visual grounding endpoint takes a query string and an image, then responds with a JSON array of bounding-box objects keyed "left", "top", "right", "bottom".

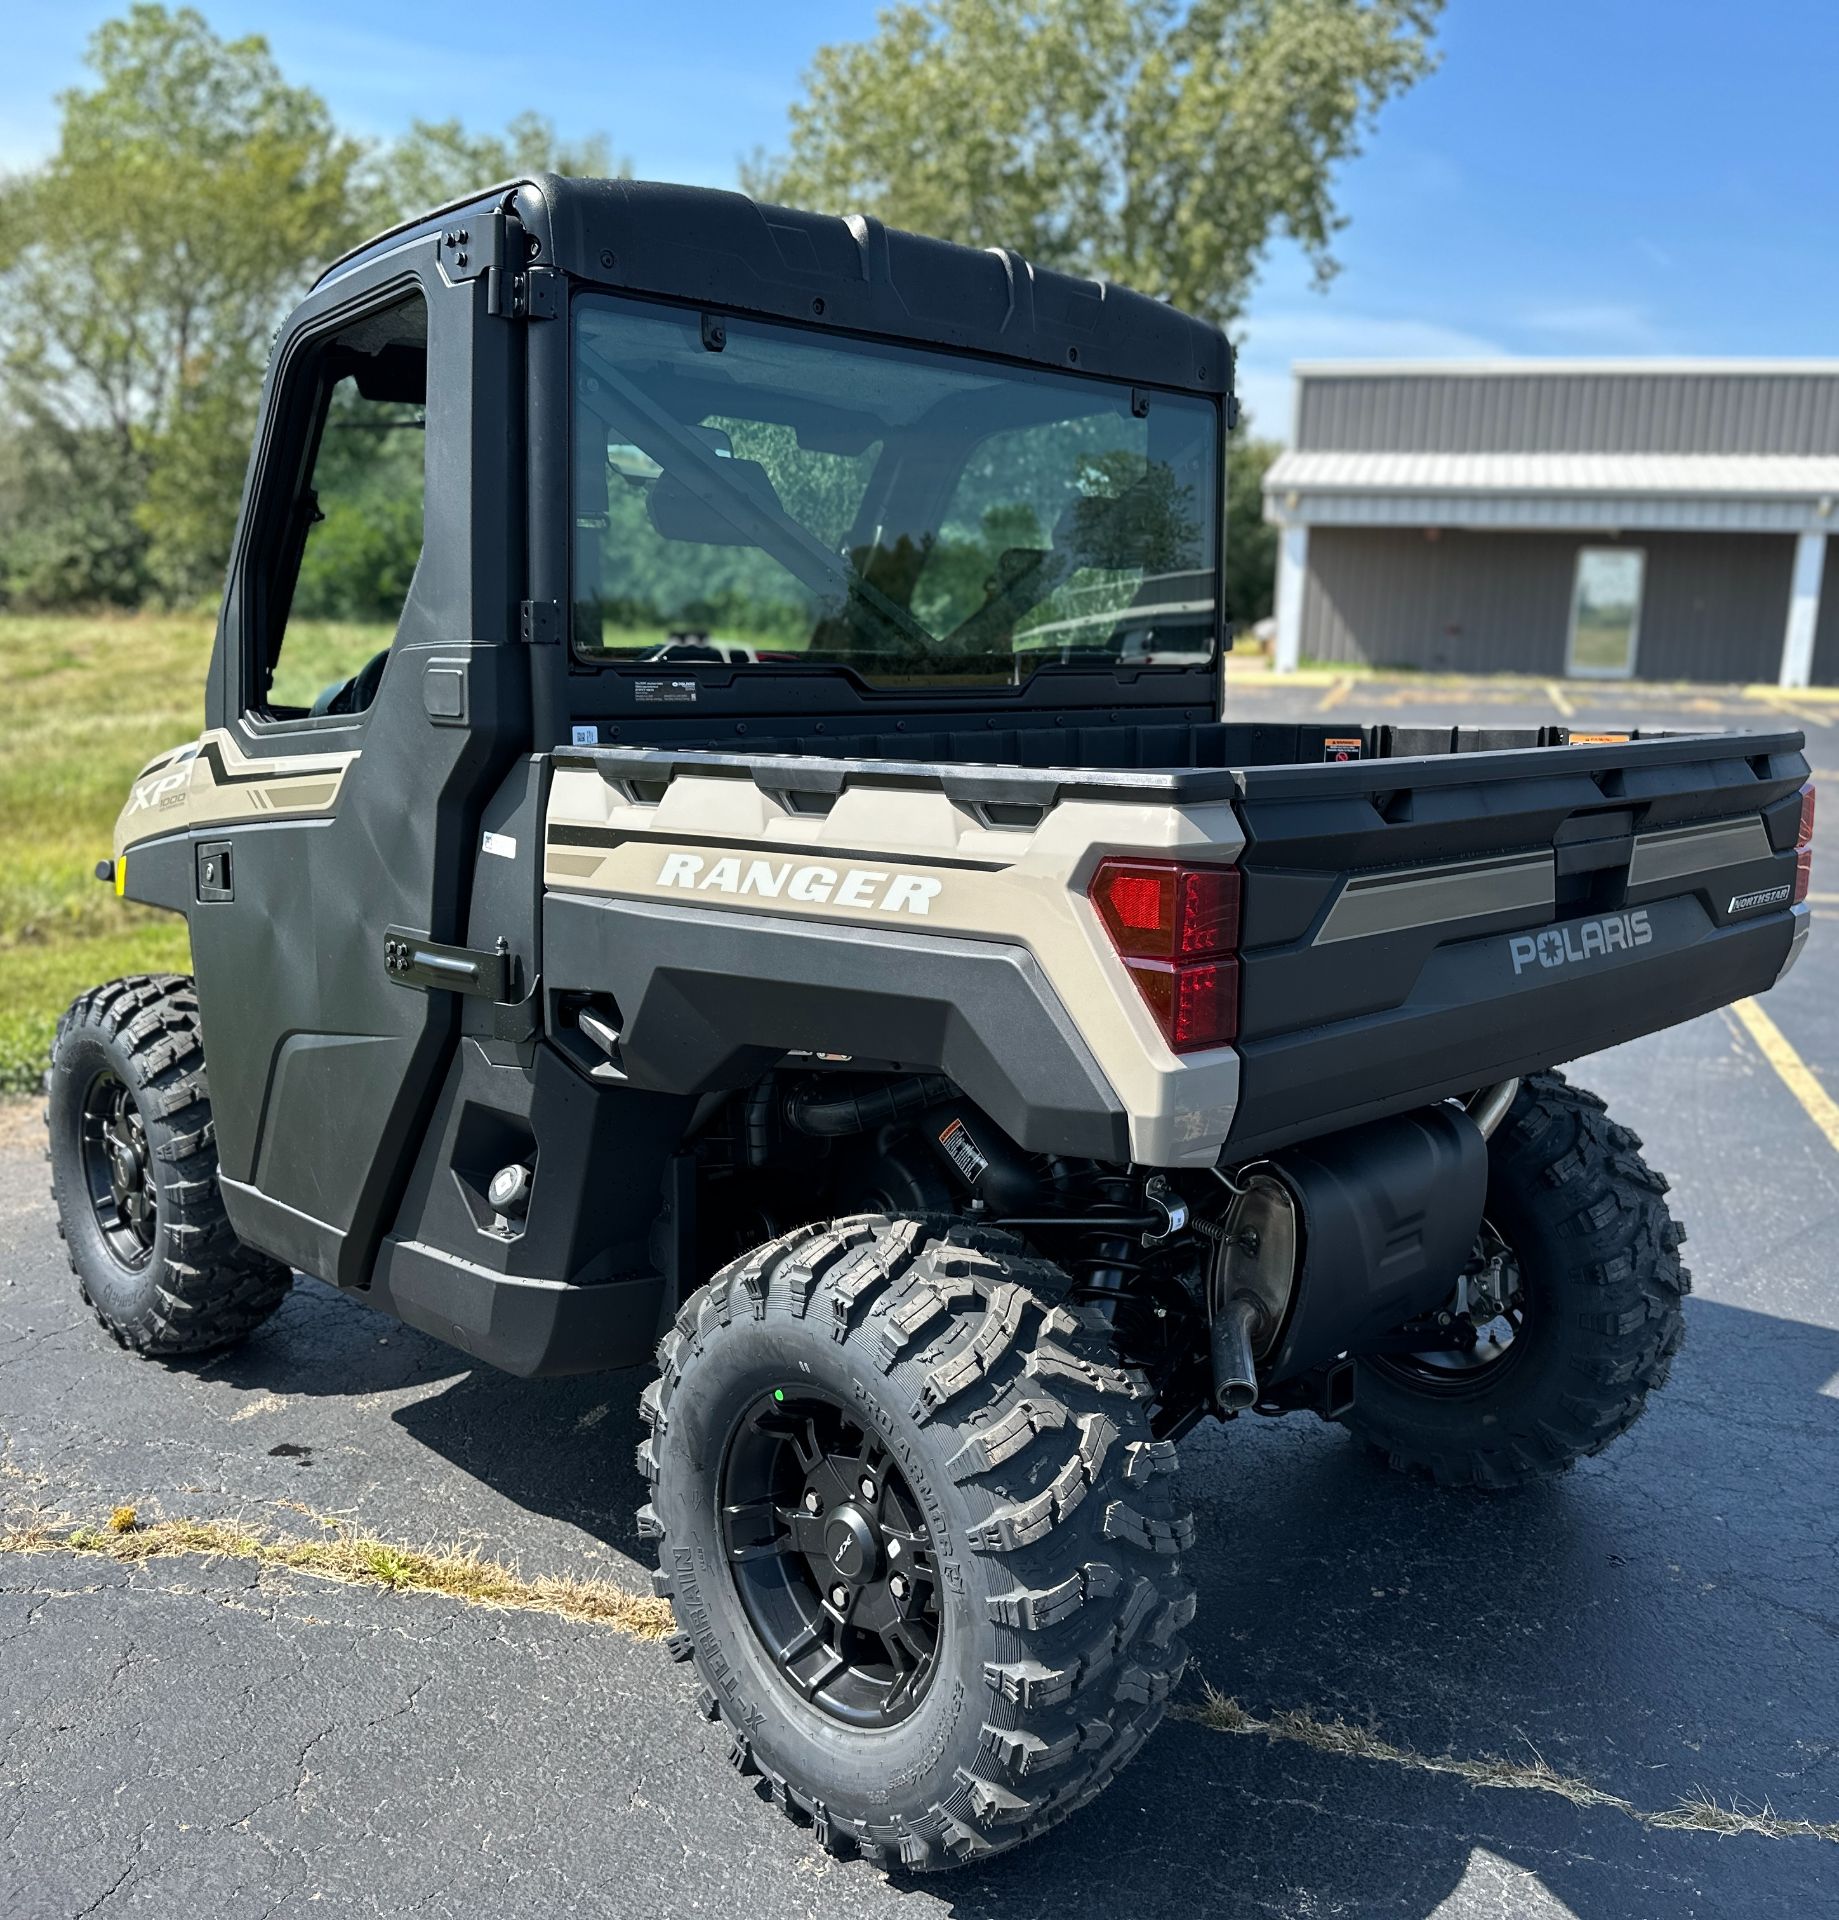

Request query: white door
[{"left": 1566, "top": 546, "right": 1645, "bottom": 678}]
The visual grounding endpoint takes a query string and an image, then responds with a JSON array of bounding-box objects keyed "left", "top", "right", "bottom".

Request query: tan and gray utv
[{"left": 49, "top": 176, "right": 1815, "bottom": 1869}]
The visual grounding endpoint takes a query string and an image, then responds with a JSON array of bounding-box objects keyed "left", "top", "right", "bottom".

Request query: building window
[{"left": 1567, "top": 547, "right": 1645, "bottom": 678}]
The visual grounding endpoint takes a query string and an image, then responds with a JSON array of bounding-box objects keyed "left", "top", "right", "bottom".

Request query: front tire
[
  {"left": 638, "top": 1215, "right": 1195, "bottom": 1869},
  {"left": 47, "top": 974, "right": 291, "bottom": 1356},
  {"left": 1342, "top": 1073, "right": 1689, "bottom": 1490}
]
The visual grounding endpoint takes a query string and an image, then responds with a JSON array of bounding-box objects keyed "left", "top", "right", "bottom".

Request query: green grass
[{"left": 0, "top": 612, "right": 391, "bottom": 1091}]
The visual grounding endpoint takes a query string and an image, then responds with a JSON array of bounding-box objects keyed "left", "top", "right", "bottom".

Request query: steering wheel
[{"left": 309, "top": 647, "right": 391, "bottom": 718}]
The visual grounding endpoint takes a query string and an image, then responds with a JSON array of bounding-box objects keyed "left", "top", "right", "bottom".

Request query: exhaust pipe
[{"left": 1210, "top": 1293, "right": 1264, "bottom": 1413}]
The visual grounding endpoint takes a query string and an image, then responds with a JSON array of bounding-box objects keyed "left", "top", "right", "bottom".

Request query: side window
[{"left": 248, "top": 290, "right": 429, "bottom": 720}]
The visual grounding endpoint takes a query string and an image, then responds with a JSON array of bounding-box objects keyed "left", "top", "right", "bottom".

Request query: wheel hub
[{"left": 821, "top": 1503, "right": 880, "bottom": 1583}]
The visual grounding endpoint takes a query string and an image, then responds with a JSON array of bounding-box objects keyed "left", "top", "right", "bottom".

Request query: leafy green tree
[
  {"left": 747, "top": 0, "right": 1441, "bottom": 329},
  {"left": 370, "top": 112, "right": 628, "bottom": 225},
  {"left": 0, "top": 6, "right": 367, "bottom": 605},
  {"left": 1226, "top": 430, "right": 1281, "bottom": 625},
  {"left": 0, "top": 412, "right": 152, "bottom": 608}
]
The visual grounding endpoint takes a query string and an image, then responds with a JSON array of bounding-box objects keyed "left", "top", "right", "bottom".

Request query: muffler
[{"left": 1208, "top": 1103, "right": 1489, "bottom": 1412}]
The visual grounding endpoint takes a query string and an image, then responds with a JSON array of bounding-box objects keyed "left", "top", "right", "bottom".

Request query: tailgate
[{"left": 1224, "top": 729, "right": 1812, "bottom": 1156}]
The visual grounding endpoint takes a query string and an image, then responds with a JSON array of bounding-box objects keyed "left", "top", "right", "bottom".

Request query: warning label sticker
[
  {"left": 938, "top": 1118, "right": 989, "bottom": 1185},
  {"left": 1568, "top": 731, "right": 1631, "bottom": 745},
  {"left": 635, "top": 679, "right": 698, "bottom": 705},
  {"left": 1323, "top": 736, "right": 1363, "bottom": 763}
]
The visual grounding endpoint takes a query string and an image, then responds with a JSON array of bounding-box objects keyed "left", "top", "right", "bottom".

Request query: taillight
[
  {"left": 1090, "top": 858, "right": 1241, "bottom": 1052},
  {"left": 1794, "top": 782, "right": 1816, "bottom": 905}
]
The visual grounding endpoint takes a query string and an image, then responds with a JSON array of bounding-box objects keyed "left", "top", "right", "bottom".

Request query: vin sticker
[
  {"left": 938, "top": 1118, "right": 989, "bottom": 1185},
  {"left": 481, "top": 831, "right": 517, "bottom": 860},
  {"left": 1729, "top": 884, "right": 1793, "bottom": 914},
  {"left": 636, "top": 679, "right": 697, "bottom": 705},
  {"left": 1323, "top": 736, "right": 1362, "bottom": 763},
  {"left": 570, "top": 723, "right": 599, "bottom": 746}
]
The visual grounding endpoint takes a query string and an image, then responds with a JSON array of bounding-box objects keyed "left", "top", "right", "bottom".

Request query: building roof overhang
[{"left": 1263, "top": 450, "right": 1839, "bottom": 535}]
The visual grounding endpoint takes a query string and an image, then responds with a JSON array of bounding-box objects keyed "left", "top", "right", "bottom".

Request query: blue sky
[{"left": 5, "top": 1, "right": 1834, "bottom": 436}]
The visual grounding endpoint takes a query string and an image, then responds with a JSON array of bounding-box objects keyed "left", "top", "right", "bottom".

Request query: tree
[
  {"left": 370, "top": 112, "right": 627, "bottom": 226},
  {"left": 0, "top": 6, "right": 367, "bottom": 604},
  {"left": 1226, "top": 430, "right": 1281, "bottom": 625},
  {"left": 746, "top": 0, "right": 1441, "bottom": 329}
]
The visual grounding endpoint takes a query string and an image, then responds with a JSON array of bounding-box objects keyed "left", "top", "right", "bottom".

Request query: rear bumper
[{"left": 1223, "top": 897, "right": 1796, "bottom": 1158}]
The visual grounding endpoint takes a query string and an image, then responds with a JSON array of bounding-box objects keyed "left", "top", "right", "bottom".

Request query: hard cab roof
[{"left": 314, "top": 174, "right": 1234, "bottom": 399}]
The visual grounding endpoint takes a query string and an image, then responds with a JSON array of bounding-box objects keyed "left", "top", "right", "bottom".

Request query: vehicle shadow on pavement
[
  {"left": 903, "top": 1296, "right": 1839, "bottom": 1919},
  {"left": 390, "top": 1363, "right": 658, "bottom": 1555},
  {"left": 210, "top": 1287, "right": 1839, "bottom": 1918}
]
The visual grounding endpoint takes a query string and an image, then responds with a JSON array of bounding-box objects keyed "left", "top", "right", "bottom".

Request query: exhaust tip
[{"left": 1210, "top": 1292, "right": 1265, "bottom": 1415}]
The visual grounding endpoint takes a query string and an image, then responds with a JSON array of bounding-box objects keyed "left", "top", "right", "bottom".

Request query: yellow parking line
[
  {"left": 1808, "top": 891, "right": 1839, "bottom": 906},
  {"left": 1316, "top": 676, "right": 1353, "bottom": 714},
  {"left": 1731, "top": 997, "right": 1839, "bottom": 1157},
  {"left": 1544, "top": 680, "right": 1575, "bottom": 719},
  {"left": 1757, "top": 693, "right": 1834, "bottom": 730}
]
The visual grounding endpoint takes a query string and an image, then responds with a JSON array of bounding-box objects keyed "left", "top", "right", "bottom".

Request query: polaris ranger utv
[{"left": 49, "top": 176, "right": 1815, "bottom": 1869}]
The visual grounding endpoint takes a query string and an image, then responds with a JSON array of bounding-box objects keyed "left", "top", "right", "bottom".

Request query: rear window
[{"left": 571, "top": 295, "right": 1220, "bottom": 688}]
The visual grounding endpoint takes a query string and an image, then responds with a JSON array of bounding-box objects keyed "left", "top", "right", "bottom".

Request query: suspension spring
[{"left": 1067, "top": 1172, "right": 1149, "bottom": 1312}]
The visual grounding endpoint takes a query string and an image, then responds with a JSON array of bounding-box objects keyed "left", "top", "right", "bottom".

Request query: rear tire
[
  {"left": 638, "top": 1214, "right": 1195, "bottom": 1869},
  {"left": 46, "top": 974, "right": 291, "bottom": 1356},
  {"left": 1341, "top": 1073, "right": 1689, "bottom": 1490}
]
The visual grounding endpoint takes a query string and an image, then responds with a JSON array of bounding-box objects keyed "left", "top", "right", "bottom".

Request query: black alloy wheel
[
  {"left": 1368, "top": 1219, "right": 1527, "bottom": 1394},
  {"left": 721, "top": 1389, "right": 942, "bottom": 1727},
  {"left": 78, "top": 1068, "right": 157, "bottom": 1271}
]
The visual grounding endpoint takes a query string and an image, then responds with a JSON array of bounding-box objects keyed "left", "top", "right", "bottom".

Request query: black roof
[{"left": 315, "top": 174, "right": 1232, "bottom": 399}]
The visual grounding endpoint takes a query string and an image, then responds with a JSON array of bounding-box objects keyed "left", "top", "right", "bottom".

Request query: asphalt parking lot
[{"left": 4, "top": 670, "right": 1837, "bottom": 1918}]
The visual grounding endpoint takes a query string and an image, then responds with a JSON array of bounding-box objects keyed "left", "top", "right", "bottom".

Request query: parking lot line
[
  {"left": 1759, "top": 693, "right": 1834, "bottom": 730},
  {"left": 1731, "top": 996, "right": 1839, "bottom": 1156},
  {"left": 1543, "top": 679, "right": 1575, "bottom": 719}
]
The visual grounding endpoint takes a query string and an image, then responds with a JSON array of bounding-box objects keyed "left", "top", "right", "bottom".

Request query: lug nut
[
  {"left": 805, "top": 1491, "right": 822, "bottom": 1512},
  {"left": 859, "top": 1477, "right": 877, "bottom": 1501},
  {"left": 886, "top": 1537, "right": 902, "bottom": 1560},
  {"left": 889, "top": 1574, "right": 907, "bottom": 1600},
  {"left": 830, "top": 1585, "right": 848, "bottom": 1610}
]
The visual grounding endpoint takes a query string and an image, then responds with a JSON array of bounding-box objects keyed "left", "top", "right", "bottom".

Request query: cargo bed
[{"left": 550, "top": 719, "right": 1811, "bottom": 1161}]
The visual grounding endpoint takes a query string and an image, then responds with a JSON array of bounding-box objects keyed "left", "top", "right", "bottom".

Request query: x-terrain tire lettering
[{"left": 637, "top": 1215, "right": 1195, "bottom": 1867}]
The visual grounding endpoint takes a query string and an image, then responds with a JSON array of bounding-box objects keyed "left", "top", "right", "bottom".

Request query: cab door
[{"left": 190, "top": 241, "right": 525, "bottom": 1289}]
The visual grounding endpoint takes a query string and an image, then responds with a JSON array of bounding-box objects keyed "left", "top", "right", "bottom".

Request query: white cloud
[
  {"left": 1521, "top": 302, "right": 1663, "bottom": 349},
  {"left": 1231, "top": 307, "right": 1508, "bottom": 440}
]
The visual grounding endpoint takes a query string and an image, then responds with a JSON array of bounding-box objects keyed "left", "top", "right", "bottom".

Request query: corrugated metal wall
[
  {"left": 1300, "top": 529, "right": 1795, "bottom": 681},
  {"left": 1297, "top": 371, "right": 1839, "bottom": 457},
  {"left": 1813, "top": 563, "right": 1839, "bottom": 686}
]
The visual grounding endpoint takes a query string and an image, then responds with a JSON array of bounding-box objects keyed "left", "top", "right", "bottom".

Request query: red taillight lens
[
  {"left": 1090, "top": 858, "right": 1242, "bottom": 1052},
  {"left": 1128, "top": 957, "right": 1240, "bottom": 1051},
  {"left": 1794, "top": 782, "right": 1816, "bottom": 905},
  {"left": 1091, "top": 859, "right": 1241, "bottom": 960}
]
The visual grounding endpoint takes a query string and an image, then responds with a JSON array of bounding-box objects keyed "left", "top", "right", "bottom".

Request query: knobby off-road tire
[
  {"left": 638, "top": 1215, "right": 1196, "bottom": 1869},
  {"left": 46, "top": 974, "right": 290, "bottom": 1355},
  {"left": 1343, "top": 1072, "right": 1689, "bottom": 1490}
]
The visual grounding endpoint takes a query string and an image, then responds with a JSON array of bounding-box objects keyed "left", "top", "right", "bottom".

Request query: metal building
[{"left": 1262, "top": 361, "right": 1839, "bottom": 685}]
